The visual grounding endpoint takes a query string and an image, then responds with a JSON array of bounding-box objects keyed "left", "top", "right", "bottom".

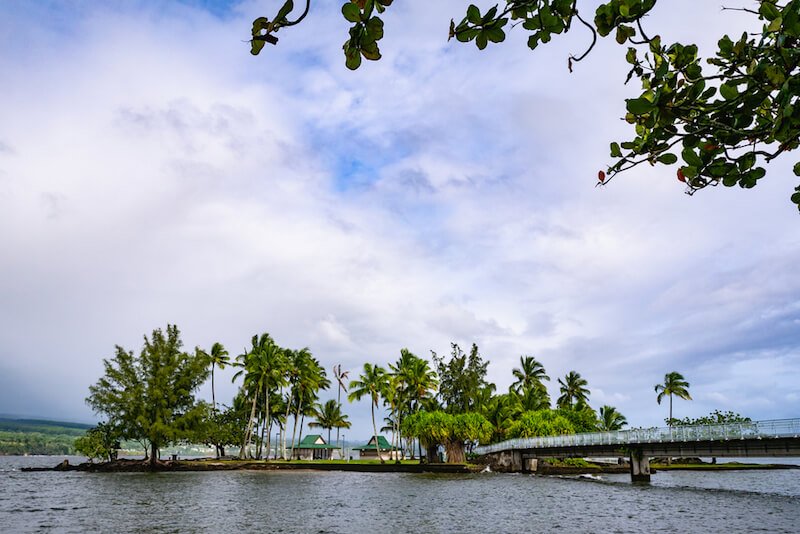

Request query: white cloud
[{"left": 0, "top": 0, "right": 798, "bottom": 436}]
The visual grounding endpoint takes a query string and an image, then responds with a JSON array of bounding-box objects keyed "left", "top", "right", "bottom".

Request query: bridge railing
[{"left": 473, "top": 418, "right": 800, "bottom": 455}]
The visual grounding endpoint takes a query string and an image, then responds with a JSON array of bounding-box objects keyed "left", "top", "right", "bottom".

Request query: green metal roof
[
  {"left": 352, "top": 435, "right": 398, "bottom": 451},
  {"left": 295, "top": 434, "right": 340, "bottom": 449}
]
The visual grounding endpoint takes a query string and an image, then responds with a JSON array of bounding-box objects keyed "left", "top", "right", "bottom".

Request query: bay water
[{"left": 1, "top": 456, "right": 798, "bottom": 533}]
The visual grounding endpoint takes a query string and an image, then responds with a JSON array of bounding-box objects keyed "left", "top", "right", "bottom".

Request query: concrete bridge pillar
[{"left": 629, "top": 449, "right": 650, "bottom": 482}]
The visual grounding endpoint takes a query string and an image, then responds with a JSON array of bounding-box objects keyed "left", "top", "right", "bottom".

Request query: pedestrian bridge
[{"left": 474, "top": 418, "right": 800, "bottom": 481}]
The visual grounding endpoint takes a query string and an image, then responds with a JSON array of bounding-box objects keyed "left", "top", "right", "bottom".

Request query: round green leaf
[{"left": 342, "top": 3, "right": 361, "bottom": 23}]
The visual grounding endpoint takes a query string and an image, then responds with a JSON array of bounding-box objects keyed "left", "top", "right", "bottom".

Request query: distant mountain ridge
[{"left": 0, "top": 417, "right": 93, "bottom": 433}]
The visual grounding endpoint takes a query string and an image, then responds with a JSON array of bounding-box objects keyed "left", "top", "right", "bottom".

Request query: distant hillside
[{"left": 0, "top": 417, "right": 92, "bottom": 455}]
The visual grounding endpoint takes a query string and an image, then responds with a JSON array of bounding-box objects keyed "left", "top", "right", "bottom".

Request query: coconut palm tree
[
  {"left": 391, "top": 349, "right": 438, "bottom": 459},
  {"left": 232, "top": 333, "right": 289, "bottom": 459},
  {"left": 333, "top": 364, "right": 349, "bottom": 447},
  {"left": 309, "top": 399, "right": 351, "bottom": 444},
  {"left": 198, "top": 342, "right": 229, "bottom": 415},
  {"left": 557, "top": 371, "right": 590, "bottom": 409},
  {"left": 349, "top": 363, "right": 389, "bottom": 464},
  {"left": 598, "top": 405, "right": 628, "bottom": 431},
  {"left": 655, "top": 371, "right": 692, "bottom": 426},
  {"left": 288, "top": 350, "right": 329, "bottom": 459},
  {"left": 510, "top": 356, "right": 550, "bottom": 398}
]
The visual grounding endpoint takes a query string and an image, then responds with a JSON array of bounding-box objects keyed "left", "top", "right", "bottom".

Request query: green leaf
[
  {"left": 610, "top": 142, "right": 622, "bottom": 157},
  {"left": 719, "top": 83, "right": 738, "bottom": 100},
  {"left": 681, "top": 148, "right": 703, "bottom": 167},
  {"left": 467, "top": 4, "right": 481, "bottom": 24},
  {"left": 759, "top": 2, "right": 781, "bottom": 21},
  {"left": 626, "top": 97, "right": 655, "bottom": 115},
  {"left": 486, "top": 27, "right": 505, "bottom": 43},
  {"left": 276, "top": 0, "right": 294, "bottom": 22},
  {"left": 342, "top": 3, "right": 361, "bottom": 23},
  {"left": 657, "top": 153, "right": 678, "bottom": 165},
  {"left": 793, "top": 162, "right": 800, "bottom": 176},
  {"left": 251, "top": 39, "right": 265, "bottom": 55},
  {"left": 366, "top": 17, "right": 384, "bottom": 41},
  {"left": 476, "top": 31, "right": 488, "bottom": 50}
]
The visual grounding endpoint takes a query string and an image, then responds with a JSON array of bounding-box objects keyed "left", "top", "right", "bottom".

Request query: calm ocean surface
[{"left": 1, "top": 456, "right": 798, "bottom": 533}]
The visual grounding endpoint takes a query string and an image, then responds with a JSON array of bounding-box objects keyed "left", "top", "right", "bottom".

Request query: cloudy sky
[{"left": 1, "top": 0, "right": 798, "bottom": 438}]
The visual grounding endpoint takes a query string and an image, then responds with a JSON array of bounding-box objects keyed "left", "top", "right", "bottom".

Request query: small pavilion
[
  {"left": 352, "top": 436, "right": 401, "bottom": 461},
  {"left": 293, "top": 434, "right": 341, "bottom": 460}
]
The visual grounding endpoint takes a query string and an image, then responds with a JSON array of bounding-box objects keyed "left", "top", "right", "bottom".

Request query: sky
[{"left": 0, "top": 0, "right": 798, "bottom": 440}]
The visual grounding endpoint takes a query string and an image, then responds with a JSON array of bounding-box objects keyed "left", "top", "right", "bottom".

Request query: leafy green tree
[
  {"left": 250, "top": 1, "right": 800, "bottom": 211},
  {"left": 671, "top": 409, "right": 750, "bottom": 427},
  {"left": 556, "top": 371, "right": 590, "bottom": 409},
  {"left": 74, "top": 422, "right": 120, "bottom": 462},
  {"left": 655, "top": 371, "right": 692, "bottom": 426},
  {"left": 87, "top": 325, "right": 210, "bottom": 466},
  {"left": 432, "top": 343, "right": 492, "bottom": 414},
  {"left": 507, "top": 409, "right": 575, "bottom": 438},
  {"left": 482, "top": 393, "right": 516, "bottom": 442},
  {"left": 191, "top": 403, "right": 248, "bottom": 458},
  {"left": 348, "top": 363, "right": 389, "bottom": 463},
  {"left": 197, "top": 342, "right": 229, "bottom": 414},
  {"left": 598, "top": 405, "right": 628, "bottom": 431},
  {"left": 557, "top": 404, "right": 599, "bottom": 433},
  {"left": 401, "top": 410, "right": 491, "bottom": 463}
]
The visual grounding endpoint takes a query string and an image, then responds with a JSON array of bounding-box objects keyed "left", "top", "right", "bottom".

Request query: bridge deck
[{"left": 474, "top": 418, "right": 800, "bottom": 458}]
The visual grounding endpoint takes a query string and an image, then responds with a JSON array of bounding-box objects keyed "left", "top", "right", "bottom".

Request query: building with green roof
[
  {"left": 293, "top": 434, "right": 341, "bottom": 460},
  {"left": 352, "top": 435, "right": 401, "bottom": 461}
]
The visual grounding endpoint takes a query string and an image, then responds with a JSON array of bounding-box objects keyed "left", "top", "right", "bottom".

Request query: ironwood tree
[
  {"left": 86, "top": 325, "right": 210, "bottom": 466},
  {"left": 250, "top": 1, "right": 800, "bottom": 211}
]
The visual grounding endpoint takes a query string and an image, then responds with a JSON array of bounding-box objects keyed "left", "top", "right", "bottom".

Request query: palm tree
[
  {"left": 232, "top": 334, "right": 286, "bottom": 459},
  {"left": 598, "top": 405, "right": 628, "bottom": 431},
  {"left": 511, "top": 356, "right": 550, "bottom": 396},
  {"left": 391, "top": 349, "right": 438, "bottom": 459},
  {"left": 333, "top": 364, "right": 349, "bottom": 448},
  {"left": 288, "top": 350, "right": 329, "bottom": 459},
  {"left": 557, "top": 371, "right": 590, "bottom": 409},
  {"left": 197, "top": 342, "right": 229, "bottom": 414},
  {"left": 655, "top": 371, "right": 692, "bottom": 426},
  {"left": 309, "top": 399, "right": 351, "bottom": 444},
  {"left": 349, "top": 363, "right": 389, "bottom": 464}
]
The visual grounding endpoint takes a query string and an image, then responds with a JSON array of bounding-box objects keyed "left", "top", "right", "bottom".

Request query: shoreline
[{"left": 19, "top": 458, "right": 800, "bottom": 475}]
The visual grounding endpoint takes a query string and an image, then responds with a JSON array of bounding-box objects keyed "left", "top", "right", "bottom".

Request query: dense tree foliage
[
  {"left": 73, "top": 422, "right": 120, "bottom": 462},
  {"left": 507, "top": 409, "right": 575, "bottom": 438},
  {"left": 432, "top": 343, "right": 492, "bottom": 414},
  {"left": 86, "top": 325, "right": 210, "bottom": 465},
  {"left": 251, "top": 1, "right": 800, "bottom": 211},
  {"left": 401, "top": 410, "right": 492, "bottom": 463},
  {"left": 669, "top": 409, "right": 750, "bottom": 427}
]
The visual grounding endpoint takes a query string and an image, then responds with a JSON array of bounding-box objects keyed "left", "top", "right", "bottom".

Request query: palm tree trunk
[
  {"left": 282, "top": 390, "right": 293, "bottom": 460},
  {"left": 299, "top": 412, "right": 306, "bottom": 444},
  {"left": 668, "top": 393, "right": 673, "bottom": 465},
  {"left": 264, "top": 381, "right": 270, "bottom": 461},
  {"left": 211, "top": 364, "right": 216, "bottom": 413},
  {"left": 290, "top": 393, "right": 302, "bottom": 460},
  {"left": 335, "top": 385, "right": 342, "bottom": 449},
  {"left": 371, "top": 399, "right": 384, "bottom": 464},
  {"left": 240, "top": 388, "right": 259, "bottom": 459}
]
